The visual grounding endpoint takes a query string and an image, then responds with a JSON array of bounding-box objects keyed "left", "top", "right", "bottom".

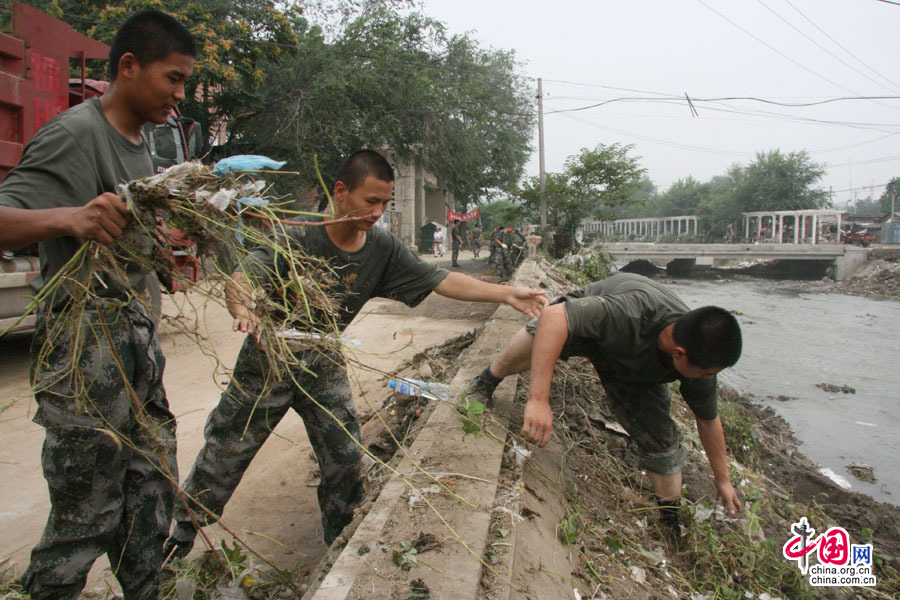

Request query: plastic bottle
[{"left": 388, "top": 378, "right": 450, "bottom": 401}]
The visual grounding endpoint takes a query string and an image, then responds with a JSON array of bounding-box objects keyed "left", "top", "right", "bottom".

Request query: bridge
[{"left": 600, "top": 242, "right": 867, "bottom": 280}]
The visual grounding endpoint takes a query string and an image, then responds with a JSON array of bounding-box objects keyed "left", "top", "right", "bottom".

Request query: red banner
[{"left": 447, "top": 208, "right": 480, "bottom": 222}]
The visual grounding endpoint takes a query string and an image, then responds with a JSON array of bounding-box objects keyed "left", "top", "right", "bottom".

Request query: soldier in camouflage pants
[
  {"left": 169, "top": 337, "right": 361, "bottom": 547},
  {"left": 23, "top": 301, "right": 176, "bottom": 600}
]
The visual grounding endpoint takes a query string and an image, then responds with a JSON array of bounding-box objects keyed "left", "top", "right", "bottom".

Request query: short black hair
[
  {"left": 672, "top": 306, "right": 742, "bottom": 369},
  {"left": 110, "top": 10, "right": 196, "bottom": 80},
  {"left": 319, "top": 150, "right": 394, "bottom": 210}
]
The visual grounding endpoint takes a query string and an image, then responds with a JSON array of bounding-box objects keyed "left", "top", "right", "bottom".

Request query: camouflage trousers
[
  {"left": 173, "top": 336, "right": 362, "bottom": 545},
  {"left": 496, "top": 247, "right": 512, "bottom": 279},
  {"left": 23, "top": 300, "right": 176, "bottom": 600}
]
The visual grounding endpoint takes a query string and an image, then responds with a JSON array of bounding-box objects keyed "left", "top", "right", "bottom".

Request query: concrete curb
[{"left": 306, "top": 260, "right": 542, "bottom": 599}]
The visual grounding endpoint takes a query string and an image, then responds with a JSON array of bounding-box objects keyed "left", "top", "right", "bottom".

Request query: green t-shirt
[
  {"left": 561, "top": 273, "right": 717, "bottom": 419},
  {"left": 242, "top": 222, "right": 449, "bottom": 329},
  {"left": 0, "top": 98, "right": 154, "bottom": 298}
]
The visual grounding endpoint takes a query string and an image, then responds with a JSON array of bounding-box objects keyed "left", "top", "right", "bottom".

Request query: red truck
[{"left": 1, "top": 4, "right": 201, "bottom": 333}]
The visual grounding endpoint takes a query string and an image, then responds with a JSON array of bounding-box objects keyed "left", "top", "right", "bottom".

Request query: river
[{"left": 665, "top": 277, "right": 900, "bottom": 507}]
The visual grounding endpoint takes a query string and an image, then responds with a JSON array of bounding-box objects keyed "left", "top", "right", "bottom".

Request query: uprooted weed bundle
[{"left": 22, "top": 161, "right": 346, "bottom": 410}]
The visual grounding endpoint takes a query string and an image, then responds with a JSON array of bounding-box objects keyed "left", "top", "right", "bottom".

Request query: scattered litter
[
  {"left": 176, "top": 578, "right": 197, "bottom": 600},
  {"left": 847, "top": 463, "right": 877, "bottom": 483},
  {"left": 407, "top": 485, "right": 442, "bottom": 508},
  {"left": 815, "top": 382, "right": 855, "bottom": 394},
  {"left": 413, "top": 531, "right": 442, "bottom": 553},
  {"left": 819, "top": 467, "right": 852, "bottom": 490},
  {"left": 492, "top": 505, "right": 526, "bottom": 523},
  {"left": 409, "top": 578, "right": 430, "bottom": 599},
  {"left": 213, "top": 585, "right": 247, "bottom": 600},
  {"left": 604, "top": 421, "right": 629, "bottom": 436},
  {"left": 629, "top": 565, "right": 647, "bottom": 584},
  {"left": 509, "top": 441, "right": 532, "bottom": 470}
]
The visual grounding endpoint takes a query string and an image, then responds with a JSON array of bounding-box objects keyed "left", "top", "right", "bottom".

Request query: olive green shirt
[
  {"left": 0, "top": 98, "right": 153, "bottom": 299},
  {"left": 242, "top": 221, "right": 449, "bottom": 329},
  {"left": 561, "top": 273, "right": 718, "bottom": 420}
]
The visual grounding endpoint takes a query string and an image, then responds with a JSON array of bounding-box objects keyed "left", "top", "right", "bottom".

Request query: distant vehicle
[
  {"left": 0, "top": 4, "right": 201, "bottom": 333},
  {"left": 841, "top": 228, "right": 877, "bottom": 248}
]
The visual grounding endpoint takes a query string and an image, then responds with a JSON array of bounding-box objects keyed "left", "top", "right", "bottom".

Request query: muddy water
[{"left": 665, "top": 278, "right": 900, "bottom": 506}]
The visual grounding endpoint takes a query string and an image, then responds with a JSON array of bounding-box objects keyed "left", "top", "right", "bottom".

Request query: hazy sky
[{"left": 421, "top": 0, "right": 900, "bottom": 207}]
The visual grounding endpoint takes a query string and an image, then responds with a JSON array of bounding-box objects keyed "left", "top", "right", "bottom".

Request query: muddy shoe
[
  {"left": 463, "top": 367, "right": 503, "bottom": 411},
  {"left": 163, "top": 535, "right": 195, "bottom": 561},
  {"left": 656, "top": 497, "right": 685, "bottom": 542}
]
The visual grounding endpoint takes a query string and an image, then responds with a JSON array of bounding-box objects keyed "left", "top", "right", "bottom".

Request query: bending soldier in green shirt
[{"left": 466, "top": 273, "right": 743, "bottom": 532}]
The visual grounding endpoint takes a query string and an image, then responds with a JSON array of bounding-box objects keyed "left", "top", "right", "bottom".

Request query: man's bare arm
[
  {"left": 0, "top": 193, "right": 130, "bottom": 251},
  {"left": 521, "top": 303, "right": 568, "bottom": 447},
  {"left": 225, "top": 271, "right": 261, "bottom": 336},
  {"left": 696, "top": 415, "right": 742, "bottom": 514},
  {"left": 433, "top": 271, "right": 548, "bottom": 318}
]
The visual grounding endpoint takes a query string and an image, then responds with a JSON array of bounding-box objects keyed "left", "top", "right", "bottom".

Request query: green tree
[
  {"left": 696, "top": 175, "right": 740, "bottom": 240},
  {"left": 21, "top": 0, "right": 300, "bottom": 146},
  {"left": 849, "top": 196, "right": 883, "bottom": 217},
  {"left": 478, "top": 198, "right": 525, "bottom": 233},
  {"left": 878, "top": 178, "right": 899, "bottom": 215},
  {"left": 615, "top": 177, "right": 656, "bottom": 219},
  {"left": 731, "top": 150, "right": 829, "bottom": 213},
  {"left": 212, "top": 4, "right": 534, "bottom": 204},
  {"left": 29, "top": 0, "right": 535, "bottom": 208},
  {"left": 520, "top": 143, "right": 645, "bottom": 257}
]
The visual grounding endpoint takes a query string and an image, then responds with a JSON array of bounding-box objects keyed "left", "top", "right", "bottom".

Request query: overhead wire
[
  {"left": 694, "top": 0, "right": 895, "bottom": 106},
  {"left": 754, "top": 0, "right": 900, "bottom": 96},
  {"left": 783, "top": 0, "right": 900, "bottom": 94},
  {"left": 556, "top": 111, "right": 753, "bottom": 158}
]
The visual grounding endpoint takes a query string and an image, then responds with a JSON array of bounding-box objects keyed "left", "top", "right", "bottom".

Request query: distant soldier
[
  {"left": 509, "top": 228, "right": 525, "bottom": 265},
  {"left": 451, "top": 218, "right": 462, "bottom": 267},
  {"left": 471, "top": 224, "right": 482, "bottom": 258},
  {"left": 488, "top": 225, "right": 503, "bottom": 271},
  {"left": 497, "top": 225, "right": 518, "bottom": 280}
]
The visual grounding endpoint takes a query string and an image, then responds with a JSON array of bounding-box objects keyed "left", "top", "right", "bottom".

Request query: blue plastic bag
[{"left": 213, "top": 155, "right": 287, "bottom": 175}]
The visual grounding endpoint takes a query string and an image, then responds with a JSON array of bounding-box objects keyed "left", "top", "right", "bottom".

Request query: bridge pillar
[{"left": 832, "top": 246, "right": 867, "bottom": 281}]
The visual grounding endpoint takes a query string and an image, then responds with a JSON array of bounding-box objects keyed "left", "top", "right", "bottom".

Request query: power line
[
  {"left": 556, "top": 111, "right": 753, "bottom": 158},
  {"left": 784, "top": 0, "right": 900, "bottom": 94},
  {"left": 754, "top": 0, "right": 900, "bottom": 95},
  {"left": 831, "top": 180, "right": 892, "bottom": 193},
  {"left": 827, "top": 153, "right": 900, "bottom": 167},
  {"left": 542, "top": 94, "right": 900, "bottom": 131},
  {"left": 695, "top": 0, "right": 888, "bottom": 101}
]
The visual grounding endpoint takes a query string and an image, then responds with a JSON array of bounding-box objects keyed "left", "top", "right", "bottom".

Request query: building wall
[{"left": 386, "top": 153, "right": 455, "bottom": 249}]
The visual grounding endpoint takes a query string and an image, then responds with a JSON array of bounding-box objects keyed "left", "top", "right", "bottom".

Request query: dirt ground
[
  {"left": 818, "top": 256, "right": 900, "bottom": 300},
  {"left": 0, "top": 248, "right": 495, "bottom": 597}
]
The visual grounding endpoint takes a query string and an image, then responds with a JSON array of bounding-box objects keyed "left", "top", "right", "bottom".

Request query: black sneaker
[
  {"left": 464, "top": 367, "right": 502, "bottom": 410},
  {"left": 163, "top": 535, "right": 195, "bottom": 561},
  {"left": 656, "top": 497, "right": 683, "bottom": 539}
]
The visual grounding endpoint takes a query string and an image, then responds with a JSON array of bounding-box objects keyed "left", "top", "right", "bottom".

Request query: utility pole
[{"left": 538, "top": 78, "right": 547, "bottom": 231}]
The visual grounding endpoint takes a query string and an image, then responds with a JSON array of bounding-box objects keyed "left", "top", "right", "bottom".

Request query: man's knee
[{"left": 639, "top": 443, "right": 686, "bottom": 475}]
